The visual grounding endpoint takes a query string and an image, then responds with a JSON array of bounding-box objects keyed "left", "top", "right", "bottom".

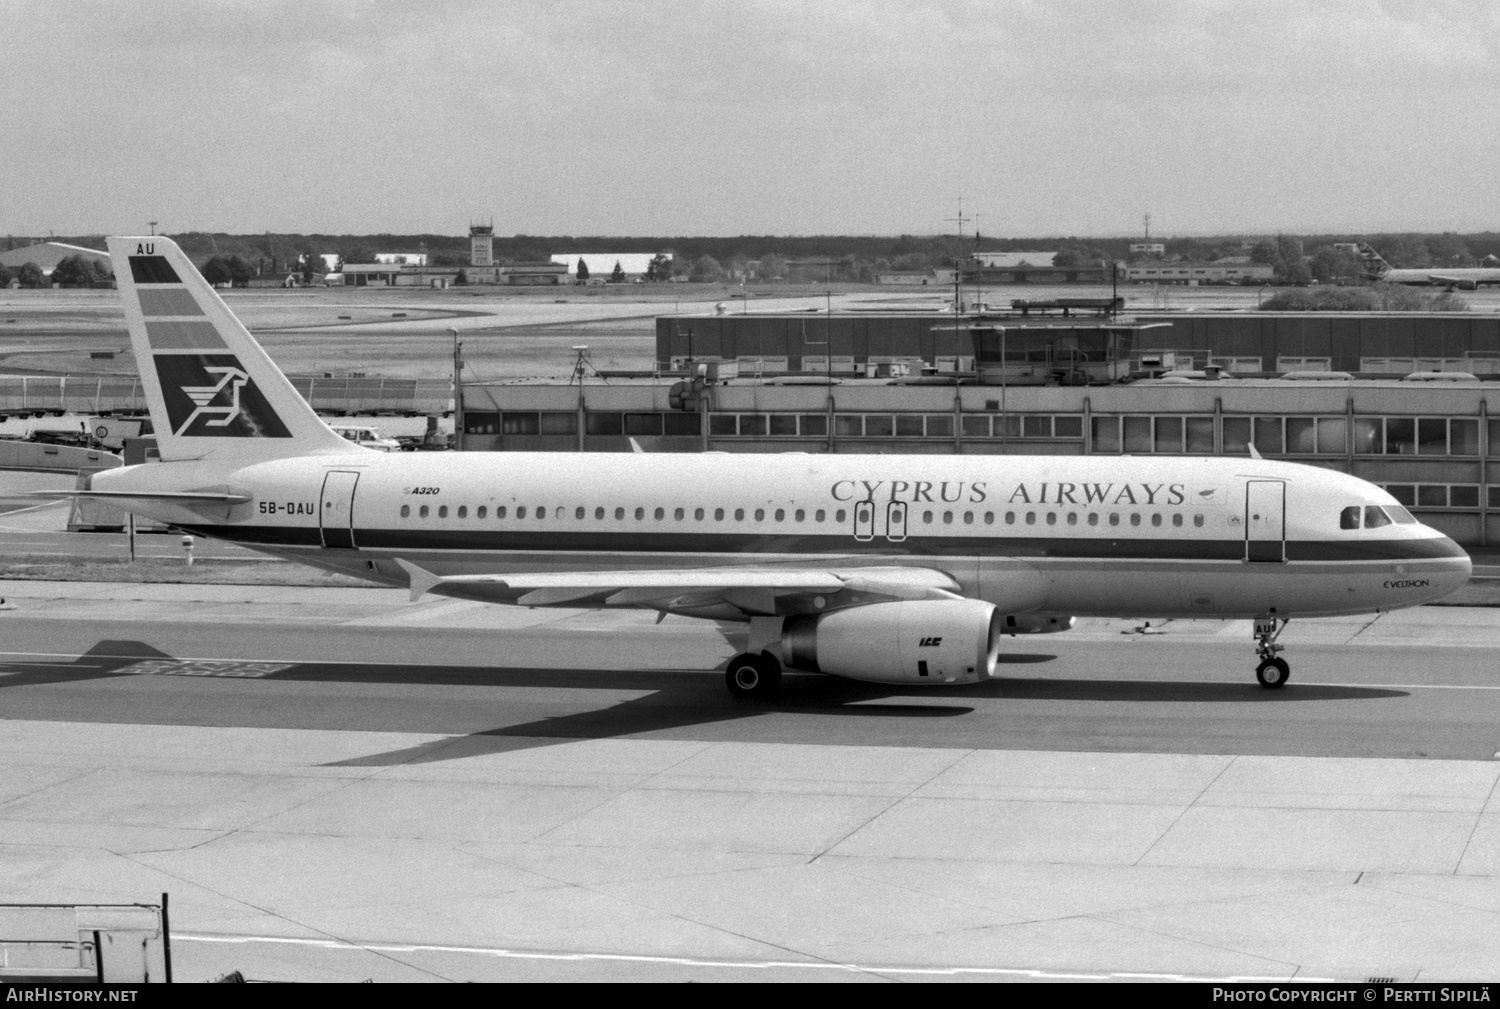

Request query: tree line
[{"left": 8, "top": 230, "right": 1498, "bottom": 287}]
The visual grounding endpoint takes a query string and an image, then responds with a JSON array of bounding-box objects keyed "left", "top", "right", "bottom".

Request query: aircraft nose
[
  {"left": 1431, "top": 536, "right": 1473, "bottom": 597},
  {"left": 1451, "top": 538, "right": 1474, "bottom": 581}
]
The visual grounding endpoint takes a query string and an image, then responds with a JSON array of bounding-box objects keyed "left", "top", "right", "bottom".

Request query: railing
[{"left": 0, "top": 375, "right": 453, "bottom": 417}]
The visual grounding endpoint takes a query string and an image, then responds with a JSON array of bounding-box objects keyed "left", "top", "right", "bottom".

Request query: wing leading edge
[{"left": 394, "top": 559, "right": 963, "bottom": 618}]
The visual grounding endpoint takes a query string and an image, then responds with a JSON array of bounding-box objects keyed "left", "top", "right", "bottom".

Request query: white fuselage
[{"left": 93, "top": 449, "right": 1472, "bottom": 621}]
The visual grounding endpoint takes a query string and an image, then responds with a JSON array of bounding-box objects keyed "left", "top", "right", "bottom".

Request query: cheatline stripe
[
  {"left": 170, "top": 933, "right": 1335, "bottom": 981},
  {"left": 173, "top": 524, "right": 1468, "bottom": 563}
]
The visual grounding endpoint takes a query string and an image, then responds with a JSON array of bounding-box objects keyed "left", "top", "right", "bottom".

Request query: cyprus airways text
[{"left": 830, "top": 481, "right": 1190, "bottom": 507}]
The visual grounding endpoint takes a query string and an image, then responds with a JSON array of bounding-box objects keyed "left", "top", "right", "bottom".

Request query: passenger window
[
  {"left": 1364, "top": 505, "right": 1393, "bottom": 528},
  {"left": 1045, "top": 512, "right": 1057, "bottom": 525},
  {"left": 924, "top": 510, "right": 934, "bottom": 523},
  {"left": 775, "top": 508, "right": 785, "bottom": 521},
  {"left": 596, "top": 507, "right": 605, "bottom": 519},
  {"left": 1005, "top": 511, "right": 1015, "bottom": 525},
  {"left": 1088, "top": 513, "right": 1099, "bottom": 526},
  {"left": 654, "top": 507, "right": 665, "bottom": 520},
  {"left": 835, "top": 509, "right": 846, "bottom": 523},
  {"left": 457, "top": 505, "right": 467, "bottom": 518},
  {"left": 1066, "top": 512, "right": 1078, "bottom": 526},
  {"left": 576, "top": 507, "right": 585, "bottom": 520},
  {"left": 438, "top": 505, "right": 449, "bottom": 518},
  {"left": 419, "top": 505, "right": 429, "bottom": 518},
  {"left": 1340, "top": 506, "right": 1361, "bottom": 530},
  {"left": 815, "top": 509, "right": 825, "bottom": 522},
  {"left": 1109, "top": 513, "right": 1120, "bottom": 526},
  {"left": 943, "top": 511, "right": 953, "bottom": 524},
  {"left": 536, "top": 507, "right": 545, "bottom": 519},
  {"left": 674, "top": 508, "right": 684, "bottom": 520},
  {"left": 1025, "top": 512, "right": 1036, "bottom": 525},
  {"left": 963, "top": 511, "right": 973, "bottom": 524},
  {"left": 1172, "top": 513, "right": 1182, "bottom": 527},
  {"left": 715, "top": 508, "right": 724, "bottom": 521},
  {"left": 497, "top": 506, "right": 507, "bottom": 519},
  {"left": 1129, "top": 513, "right": 1140, "bottom": 527},
  {"left": 478, "top": 506, "right": 487, "bottom": 519},
  {"left": 1193, "top": 514, "right": 1204, "bottom": 527},
  {"left": 754, "top": 508, "right": 765, "bottom": 521},
  {"left": 615, "top": 507, "right": 625, "bottom": 520},
  {"left": 516, "top": 506, "right": 526, "bottom": 519},
  {"left": 400, "top": 505, "right": 410, "bottom": 518},
  {"left": 984, "top": 512, "right": 994, "bottom": 525},
  {"left": 635, "top": 507, "right": 645, "bottom": 520},
  {"left": 695, "top": 507, "right": 704, "bottom": 520},
  {"left": 735, "top": 508, "right": 745, "bottom": 521},
  {"left": 1151, "top": 513, "right": 1162, "bottom": 527},
  {"left": 795, "top": 509, "right": 805, "bottom": 522}
]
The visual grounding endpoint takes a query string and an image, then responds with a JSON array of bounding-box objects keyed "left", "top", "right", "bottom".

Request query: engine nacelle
[
  {"left": 1002, "top": 613, "right": 1076, "bottom": 635},
  {"left": 1458, "top": 279, "right": 1478, "bottom": 291},
  {"left": 781, "top": 599, "right": 1001, "bottom": 685}
]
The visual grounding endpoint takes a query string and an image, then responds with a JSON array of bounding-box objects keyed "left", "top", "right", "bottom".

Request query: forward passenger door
[{"left": 1244, "top": 480, "right": 1285, "bottom": 563}]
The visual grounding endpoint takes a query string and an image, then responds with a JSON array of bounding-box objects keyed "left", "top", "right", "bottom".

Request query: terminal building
[{"left": 453, "top": 308, "right": 1500, "bottom": 547}]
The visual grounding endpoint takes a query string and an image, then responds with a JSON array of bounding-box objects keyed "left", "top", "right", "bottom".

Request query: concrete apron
[{"left": 2, "top": 719, "right": 1499, "bottom": 982}]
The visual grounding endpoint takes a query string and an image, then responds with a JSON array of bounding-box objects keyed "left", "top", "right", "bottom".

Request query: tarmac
[{"left": 2, "top": 577, "right": 1500, "bottom": 982}]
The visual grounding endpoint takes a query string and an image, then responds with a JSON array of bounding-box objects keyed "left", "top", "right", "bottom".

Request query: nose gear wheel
[{"left": 1253, "top": 617, "right": 1289, "bottom": 689}]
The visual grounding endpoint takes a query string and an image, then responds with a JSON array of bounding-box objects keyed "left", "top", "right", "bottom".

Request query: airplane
[
  {"left": 63, "top": 236, "right": 1473, "bottom": 698},
  {"left": 1358, "top": 244, "right": 1500, "bottom": 290}
]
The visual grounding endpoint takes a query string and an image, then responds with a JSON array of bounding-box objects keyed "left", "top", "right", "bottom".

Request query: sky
[{"left": 4, "top": 0, "right": 1499, "bottom": 239}]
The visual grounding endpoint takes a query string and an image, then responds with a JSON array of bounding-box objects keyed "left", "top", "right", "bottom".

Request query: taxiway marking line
[
  {"left": 0, "top": 650, "right": 1498, "bottom": 691},
  {"left": 172, "top": 932, "right": 1330, "bottom": 982}
]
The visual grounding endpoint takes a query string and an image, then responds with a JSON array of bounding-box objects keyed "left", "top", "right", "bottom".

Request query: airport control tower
[{"left": 469, "top": 222, "right": 494, "bottom": 267}]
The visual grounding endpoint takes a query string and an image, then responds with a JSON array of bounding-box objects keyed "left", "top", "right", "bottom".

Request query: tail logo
[
  {"left": 178, "top": 364, "right": 250, "bottom": 434},
  {"left": 153, "top": 354, "right": 292, "bottom": 438}
]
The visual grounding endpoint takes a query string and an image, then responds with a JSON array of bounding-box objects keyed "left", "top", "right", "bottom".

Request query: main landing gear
[
  {"left": 1254, "top": 617, "right": 1290, "bottom": 689},
  {"left": 726, "top": 651, "right": 782, "bottom": 700}
]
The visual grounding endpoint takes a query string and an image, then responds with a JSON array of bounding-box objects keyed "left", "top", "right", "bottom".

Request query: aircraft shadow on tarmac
[{"left": 0, "top": 642, "right": 1409, "bottom": 767}]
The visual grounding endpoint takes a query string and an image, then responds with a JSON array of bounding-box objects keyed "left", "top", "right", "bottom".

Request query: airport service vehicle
[
  {"left": 328, "top": 423, "right": 401, "bottom": 452},
  {"left": 72, "top": 237, "right": 1473, "bottom": 698}
]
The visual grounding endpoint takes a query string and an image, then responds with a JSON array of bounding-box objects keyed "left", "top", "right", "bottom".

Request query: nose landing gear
[{"left": 1254, "top": 617, "right": 1289, "bottom": 688}]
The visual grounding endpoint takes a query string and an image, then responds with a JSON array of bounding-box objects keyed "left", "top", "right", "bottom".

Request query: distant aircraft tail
[
  {"left": 106, "top": 236, "right": 349, "bottom": 462},
  {"left": 1356, "top": 243, "right": 1392, "bottom": 279}
]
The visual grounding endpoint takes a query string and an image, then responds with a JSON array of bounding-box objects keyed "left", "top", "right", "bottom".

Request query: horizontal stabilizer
[{"left": 27, "top": 489, "right": 252, "bottom": 504}]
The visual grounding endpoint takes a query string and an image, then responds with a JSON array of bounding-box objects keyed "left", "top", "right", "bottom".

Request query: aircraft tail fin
[
  {"left": 106, "top": 236, "right": 349, "bottom": 462},
  {"left": 1356, "top": 243, "right": 1392, "bottom": 278}
]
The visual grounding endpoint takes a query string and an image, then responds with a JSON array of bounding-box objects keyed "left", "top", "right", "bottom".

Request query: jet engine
[
  {"left": 780, "top": 599, "right": 1001, "bottom": 685},
  {"left": 1002, "top": 613, "right": 1076, "bottom": 634}
]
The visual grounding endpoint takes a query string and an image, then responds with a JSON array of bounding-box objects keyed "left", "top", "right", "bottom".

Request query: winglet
[
  {"left": 394, "top": 558, "right": 444, "bottom": 602},
  {"left": 1247, "top": 443, "right": 1262, "bottom": 460}
]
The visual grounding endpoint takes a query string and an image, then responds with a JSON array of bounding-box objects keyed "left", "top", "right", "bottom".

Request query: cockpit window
[
  {"left": 1339, "top": 506, "right": 1361, "bottom": 530},
  {"left": 1386, "top": 505, "right": 1418, "bottom": 525},
  {"left": 1364, "top": 505, "right": 1393, "bottom": 529}
]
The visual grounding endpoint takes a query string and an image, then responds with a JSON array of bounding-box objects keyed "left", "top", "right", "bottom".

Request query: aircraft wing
[{"left": 395, "top": 559, "right": 962, "bottom": 616}]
